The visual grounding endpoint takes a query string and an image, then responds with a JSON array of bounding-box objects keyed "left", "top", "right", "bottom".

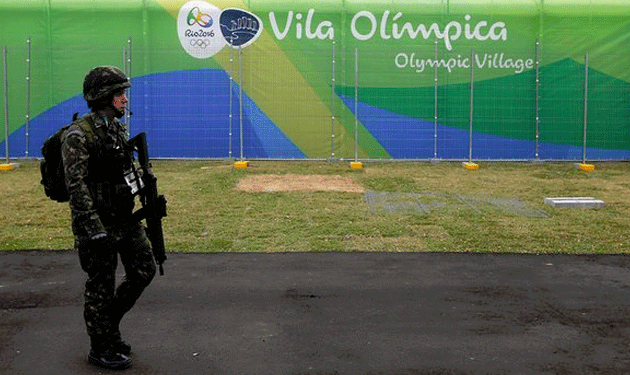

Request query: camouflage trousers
[{"left": 76, "top": 223, "right": 156, "bottom": 346}]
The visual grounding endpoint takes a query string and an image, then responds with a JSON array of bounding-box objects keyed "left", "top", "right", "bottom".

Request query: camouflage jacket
[{"left": 61, "top": 112, "right": 135, "bottom": 239}]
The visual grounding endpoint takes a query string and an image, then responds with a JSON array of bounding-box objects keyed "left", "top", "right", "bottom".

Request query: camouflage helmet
[{"left": 83, "top": 66, "right": 131, "bottom": 103}]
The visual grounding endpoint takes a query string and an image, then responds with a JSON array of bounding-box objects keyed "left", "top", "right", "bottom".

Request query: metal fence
[{"left": 2, "top": 39, "right": 629, "bottom": 161}]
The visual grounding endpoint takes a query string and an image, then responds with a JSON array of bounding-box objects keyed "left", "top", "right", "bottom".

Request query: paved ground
[{"left": 2, "top": 251, "right": 630, "bottom": 375}]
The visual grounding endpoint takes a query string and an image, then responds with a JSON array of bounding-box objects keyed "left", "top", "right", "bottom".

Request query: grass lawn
[{"left": 1, "top": 160, "right": 629, "bottom": 254}]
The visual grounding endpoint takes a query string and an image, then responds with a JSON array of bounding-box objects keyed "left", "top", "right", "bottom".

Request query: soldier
[{"left": 62, "top": 66, "right": 156, "bottom": 370}]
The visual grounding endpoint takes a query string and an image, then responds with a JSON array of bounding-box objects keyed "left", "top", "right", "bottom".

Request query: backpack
[{"left": 40, "top": 113, "right": 97, "bottom": 202}]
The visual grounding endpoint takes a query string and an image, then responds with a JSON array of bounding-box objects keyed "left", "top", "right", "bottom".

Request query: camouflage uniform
[{"left": 62, "top": 71, "right": 156, "bottom": 355}]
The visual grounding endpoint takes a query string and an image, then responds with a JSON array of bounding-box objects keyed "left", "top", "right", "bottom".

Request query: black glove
[{"left": 90, "top": 232, "right": 111, "bottom": 251}]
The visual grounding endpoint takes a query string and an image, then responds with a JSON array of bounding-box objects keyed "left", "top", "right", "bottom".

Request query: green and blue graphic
[{"left": 1, "top": 0, "right": 629, "bottom": 160}]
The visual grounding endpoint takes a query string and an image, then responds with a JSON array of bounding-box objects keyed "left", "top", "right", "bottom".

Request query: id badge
[{"left": 124, "top": 168, "right": 144, "bottom": 195}]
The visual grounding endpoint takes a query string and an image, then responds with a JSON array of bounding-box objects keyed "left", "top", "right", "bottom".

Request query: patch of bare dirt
[{"left": 236, "top": 174, "right": 364, "bottom": 193}]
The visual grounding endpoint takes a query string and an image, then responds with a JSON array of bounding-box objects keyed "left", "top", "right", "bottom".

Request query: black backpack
[{"left": 40, "top": 113, "right": 96, "bottom": 202}]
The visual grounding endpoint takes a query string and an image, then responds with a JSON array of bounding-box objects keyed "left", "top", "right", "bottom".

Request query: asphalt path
[{"left": 2, "top": 251, "right": 630, "bottom": 374}]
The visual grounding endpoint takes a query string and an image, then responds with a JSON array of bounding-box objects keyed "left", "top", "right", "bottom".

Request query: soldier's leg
[
  {"left": 77, "top": 236, "right": 118, "bottom": 347},
  {"left": 110, "top": 224, "right": 156, "bottom": 333},
  {"left": 77, "top": 237, "right": 132, "bottom": 369}
]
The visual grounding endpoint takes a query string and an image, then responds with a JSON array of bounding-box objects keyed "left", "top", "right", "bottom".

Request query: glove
[
  {"left": 90, "top": 232, "right": 111, "bottom": 251},
  {"left": 91, "top": 233, "right": 107, "bottom": 241}
]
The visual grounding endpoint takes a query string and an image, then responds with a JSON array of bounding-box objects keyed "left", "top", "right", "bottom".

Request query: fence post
[
  {"left": 464, "top": 48, "right": 479, "bottom": 170},
  {"left": 534, "top": 40, "right": 540, "bottom": 161},
  {"left": 0, "top": 45, "right": 17, "bottom": 169},
  {"left": 239, "top": 46, "right": 244, "bottom": 161},
  {"left": 433, "top": 39, "right": 439, "bottom": 161},
  {"left": 25, "top": 37, "right": 31, "bottom": 158},
  {"left": 330, "top": 39, "right": 336, "bottom": 160},
  {"left": 582, "top": 51, "right": 588, "bottom": 165},
  {"left": 3, "top": 46, "right": 8, "bottom": 164},
  {"left": 350, "top": 47, "right": 362, "bottom": 169},
  {"left": 354, "top": 47, "right": 358, "bottom": 162},
  {"left": 468, "top": 48, "right": 474, "bottom": 162},
  {"left": 574, "top": 52, "right": 594, "bottom": 171},
  {"left": 123, "top": 38, "right": 132, "bottom": 134},
  {"left": 233, "top": 46, "right": 248, "bottom": 168},
  {"left": 229, "top": 46, "right": 234, "bottom": 159}
]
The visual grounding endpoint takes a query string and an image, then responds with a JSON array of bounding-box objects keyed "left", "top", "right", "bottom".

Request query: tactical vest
[{"left": 74, "top": 114, "right": 136, "bottom": 224}]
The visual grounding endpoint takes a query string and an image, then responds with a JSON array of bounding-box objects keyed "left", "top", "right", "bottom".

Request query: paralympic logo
[
  {"left": 219, "top": 8, "right": 263, "bottom": 48},
  {"left": 178, "top": 1, "right": 263, "bottom": 59}
]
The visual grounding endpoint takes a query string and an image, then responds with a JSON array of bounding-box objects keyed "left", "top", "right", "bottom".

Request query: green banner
[{"left": 1, "top": 0, "right": 628, "bottom": 159}]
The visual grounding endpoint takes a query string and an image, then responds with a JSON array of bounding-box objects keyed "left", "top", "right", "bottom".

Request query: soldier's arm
[{"left": 61, "top": 127, "right": 106, "bottom": 238}]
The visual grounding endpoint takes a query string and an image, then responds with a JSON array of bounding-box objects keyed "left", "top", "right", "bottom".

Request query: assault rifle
[{"left": 130, "top": 132, "right": 167, "bottom": 275}]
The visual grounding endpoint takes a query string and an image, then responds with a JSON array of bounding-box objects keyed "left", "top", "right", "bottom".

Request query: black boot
[
  {"left": 88, "top": 338, "right": 132, "bottom": 370},
  {"left": 112, "top": 331, "right": 132, "bottom": 356}
]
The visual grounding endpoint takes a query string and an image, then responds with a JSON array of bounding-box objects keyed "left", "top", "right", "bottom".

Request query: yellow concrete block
[
  {"left": 462, "top": 162, "right": 479, "bottom": 170},
  {"left": 233, "top": 161, "right": 248, "bottom": 169},
  {"left": 576, "top": 163, "right": 595, "bottom": 172},
  {"left": 350, "top": 162, "right": 363, "bottom": 169}
]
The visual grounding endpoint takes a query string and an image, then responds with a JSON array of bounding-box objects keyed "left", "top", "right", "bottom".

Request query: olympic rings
[{"left": 189, "top": 39, "right": 211, "bottom": 48}]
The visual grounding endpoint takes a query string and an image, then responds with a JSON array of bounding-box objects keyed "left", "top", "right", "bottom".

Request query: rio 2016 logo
[
  {"left": 187, "top": 6, "right": 213, "bottom": 28},
  {"left": 178, "top": 1, "right": 263, "bottom": 59}
]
